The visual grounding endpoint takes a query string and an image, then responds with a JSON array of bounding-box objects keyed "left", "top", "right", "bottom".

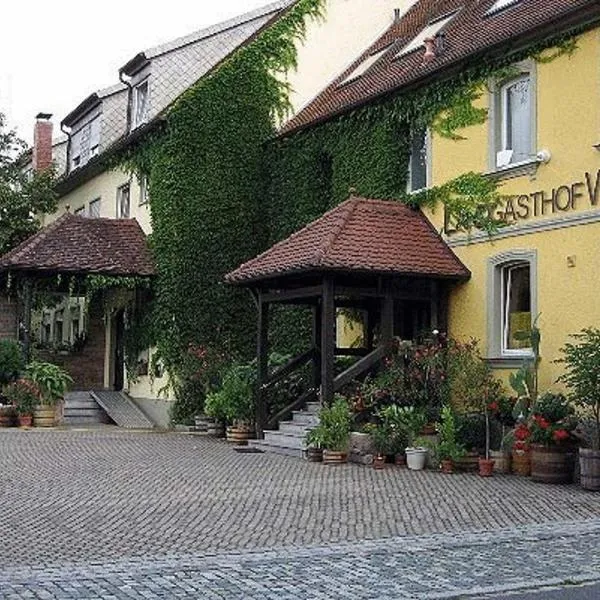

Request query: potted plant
[
  {"left": 4, "top": 378, "right": 40, "bottom": 427},
  {"left": 304, "top": 427, "right": 324, "bottom": 462},
  {"left": 364, "top": 423, "right": 392, "bottom": 469},
  {"left": 527, "top": 392, "right": 577, "bottom": 484},
  {"left": 436, "top": 405, "right": 465, "bottom": 474},
  {"left": 26, "top": 361, "right": 73, "bottom": 427},
  {"left": 488, "top": 396, "right": 516, "bottom": 473},
  {"left": 377, "top": 404, "right": 408, "bottom": 465},
  {"left": 557, "top": 328, "right": 600, "bottom": 490},
  {"left": 394, "top": 406, "right": 428, "bottom": 470},
  {"left": 316, "top": 395, "right": 353, "bottom": 464},
  {"left": 0, "top": 339, "right": 24, "bottom": 427}
]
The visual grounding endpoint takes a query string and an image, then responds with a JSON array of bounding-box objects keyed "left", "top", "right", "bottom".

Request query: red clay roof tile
[
  {"left": 0, "top": 213, "right": 155, "bottom": 277},
  {"left": 226, "top": 197, "right": 470, "bottom": 284}
]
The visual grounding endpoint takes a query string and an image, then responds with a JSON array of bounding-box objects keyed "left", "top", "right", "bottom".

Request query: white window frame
[
  {"left": 74, "top": 206, "right": 85, "bottom": 216},
  {"left": 500, "top": 262, "right": 532, "bottom": 356},
  {"left": 139, "top": 176, "right": 149, "bottom": 206},
  {"left": 132, "top": 80, "right": 149, "bottom": 129},
  {"left": 487, "top": 250, "right": 537, "bottom": 366},
  {"left": 117, "top": 184, "right": 131, "bottom": 219},
  {"left": 396, "top": 12, "right": 457, "bottom": 59},
  {"left": 407, "top": 128, "right": 431, "bottom": 194},
  {"left": 89, "top": 198, "right": 101, "bottom": 218}
]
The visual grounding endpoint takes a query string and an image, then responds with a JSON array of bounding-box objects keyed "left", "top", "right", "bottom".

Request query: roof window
[
  {"left": 487, "top": 0, "right": 521, "bottom": 15},
  {"left": 396, "top": 12, "right": 456, "bottom": 59},
  {"left": 339, "top": 46, "right": 390, "bottom": 86}
]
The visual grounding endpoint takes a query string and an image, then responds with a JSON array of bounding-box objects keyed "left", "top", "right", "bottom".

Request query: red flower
[
  {"left": 487, "top": 401, "right": 498, "bottom": 412},
  {"left": 515, "top": 424, "right": 530, "bottom": 441},
  {"left": 553, "top": 429, "right": 570, "bottom": 442}
]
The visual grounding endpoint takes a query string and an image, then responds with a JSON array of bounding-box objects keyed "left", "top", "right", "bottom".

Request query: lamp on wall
[{"left": 535, "top": 149, "right": 552, "bottom": 164}]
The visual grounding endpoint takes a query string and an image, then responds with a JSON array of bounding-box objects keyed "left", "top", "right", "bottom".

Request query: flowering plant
[
  {"left": 3, "top": 378, "right": 41, "bottom": 415},
  {"left": 528, "top": 392, "right": 576, "bottom": 446}
]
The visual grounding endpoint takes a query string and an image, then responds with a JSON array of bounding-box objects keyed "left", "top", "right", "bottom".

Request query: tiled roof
[
  {"left": 281, "top": 0, "right": 600, "bottom": 135},
  {"left": 226, "top": 197, "right": 470, "bottom": 284},
  {"left": 0, "top": 214, "right": 155, "bottom": 277}
]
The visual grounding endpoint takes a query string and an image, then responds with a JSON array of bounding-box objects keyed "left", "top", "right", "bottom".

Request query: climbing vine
[{"left": 114, "top": 0, "right": 581, "bottom": 422}]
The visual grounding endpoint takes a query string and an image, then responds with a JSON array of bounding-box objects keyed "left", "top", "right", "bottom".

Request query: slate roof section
[
  {"left": 226, "top": 197, "right": 470, "bottom": 284},
  {"left": 281, "top": 0, "right": 600, "bottom": 135},
  {"left": 0, "top": 214, "right": 155, "bottom": 277}
]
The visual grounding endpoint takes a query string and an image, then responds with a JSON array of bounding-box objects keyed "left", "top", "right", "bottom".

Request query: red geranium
[
  {"left": 514, "top": 424, "right": 531, "bottom": 441},
  {"left": 553, "top": 429, "right": 570, "bottom": 442},
  {"left": 487, "top": 401, "right": 499, "bottom": 412}
]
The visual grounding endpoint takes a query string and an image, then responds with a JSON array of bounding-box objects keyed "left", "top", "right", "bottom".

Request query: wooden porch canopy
[
  {"left": 226, "top": 196, "right": 470, "bottom": 437},
  {"left": 0, "top": 213, "right": 155, "bottom": 357}
]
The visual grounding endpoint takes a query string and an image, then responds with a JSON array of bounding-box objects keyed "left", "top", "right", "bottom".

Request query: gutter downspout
[
  {"left": 60, "top": 121, "right": 71, "bottom": 175},
  {"left": 119, "top": 69, "right": 133, "bottom": 132}
]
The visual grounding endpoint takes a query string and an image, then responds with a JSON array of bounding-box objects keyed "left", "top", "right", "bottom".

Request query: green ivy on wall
[{"left": 115, "top": 0, "right": 580, "bottom": 422}]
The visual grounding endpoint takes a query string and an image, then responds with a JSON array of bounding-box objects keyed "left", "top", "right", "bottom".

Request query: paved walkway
[{"left": 0, "top": 428, "right": 599, "bottom": 598}]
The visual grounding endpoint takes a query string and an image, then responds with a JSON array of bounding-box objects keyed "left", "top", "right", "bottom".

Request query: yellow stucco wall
[{"left": 425, "top": 28, "right": 600, "bottom": 391}]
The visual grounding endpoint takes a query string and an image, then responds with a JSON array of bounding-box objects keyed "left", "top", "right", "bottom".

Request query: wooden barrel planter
[
  {"left": 579, "top": 448, "right": 600, "bottom": 491},
  {"left": 226, "top": 424, "right": 254, "bottom": 445},
  {"left": 322, "top": 450, "right": 348, "bottom": 465},
  {"left": 304, "top": 447, "right": 323, "bottom": 462},
  {"left": 511, "top": 449, "right": 531, "bottom": 476},
  {"left": 18, "top": 414, "right": 33, "bottom": 427},
  {"left": 33, "top": 405, "right": 56, "bottom": 428},
  {"left": 490, "top": 451, "right": 511, "bottom": 474},
  {"left": 0, "top": 407, "right": 15, "bottom": 427},
  {"left": 455, "top": 452, "right": 479, "bottom": 472},
  {"left": 207, "top": 421, "right": 225, "bottom": 437},
  {"left": 531, "top": 444, "right": 575, "bottom": 484}
]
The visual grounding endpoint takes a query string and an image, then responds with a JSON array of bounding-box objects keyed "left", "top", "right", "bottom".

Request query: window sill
[
  {"left": 485, "top": 159, "right": 539, "bottom": 182},
  {"left": 486, "top": 354, "right": 534, "bottom": 369}
]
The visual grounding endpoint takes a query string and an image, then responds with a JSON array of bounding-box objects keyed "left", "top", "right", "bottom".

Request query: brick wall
[
  {"left": 37, "top": 299, "right": 106, "bottom": 391},
  {"left": 0, "top": 296, "right": 18, "bottom": 340}
]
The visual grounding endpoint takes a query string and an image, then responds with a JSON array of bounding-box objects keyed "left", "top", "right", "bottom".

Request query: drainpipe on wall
[
  {"left": 60, "top": 121, "right": 71, "bottom": 175},
  {"left": 119, "top": 70, "right": 133, "bottom": 132}
]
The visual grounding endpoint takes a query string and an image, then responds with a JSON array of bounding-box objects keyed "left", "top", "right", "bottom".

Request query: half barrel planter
[
  {"left": 322, "top": 450, "right": 348, "bottom": 465},
  {"left": 226, "top": 424, "right": 255, "bottom": 445},
  {"left": 33, "top": 405, "right": 56, "bottom": 427},
  {"left": 579, "top": 449, "right": 600, "bottom": 491},
  {"left": 530, "top": 444, "right": 576, "bottom": 484}
]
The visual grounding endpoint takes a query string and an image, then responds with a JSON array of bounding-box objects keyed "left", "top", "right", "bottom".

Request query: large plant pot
[
  {"left": 531, "top": 444, "right": 575, "bottom": 484},
  {"left": 0, "top": 407, "right": 15, "bottom": 427},
  {"left": 226, "top": 424, "right": 254, "bottom": 445},
  {"left": 478, "top": 458, "right": 495, "bottom": 477},
  {"left": 305, "top": 447, "right": 323, "bottom": 463},
  {"left": 395, "top": 452, "right": 406, "bottom": 467},
  {"left": 405, "top": 447, "right": 428, "bottom": 471},
  {"left": 33, "top": 405, "right": 56, "bottom": 428},
  {"left": 580, "top": 448, "right": 600, "bottom": 491},
  {"left": 322, "top": 450, "right": 348, "bottom": 465},
  {"left": 373, "top": 454, "right": 386, "bottom": 470},
  {"left": 206, "top": 420, "right": 225, "bottom": 437},
  {"left": 454, "top": 451, "right": 479, "bottom": 472},
  {"left": 440, "top": 459, "right": 454, "bottom": 474},
  {"left": 490, "top": 450, "right": 511, "bottom": 474},
  {"left": 18, "top": 414, "right": 33, "bottom": 427},
  {"left": 511, "top": 449, "right": 531, "bottom": 476}
]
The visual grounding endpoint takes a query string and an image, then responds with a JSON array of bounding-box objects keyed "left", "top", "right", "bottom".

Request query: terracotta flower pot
[
  {"left": 373, "top": 454, "right": 386, "bottom": 470},
  {"left": 305, "top": 447, "right": 323, "bottom": 463},
  {"left": 441, "top": 459, "right": 454, "bottom": 474},
  {"left": 395, "top": 452, "right": 406, "bottom": 467},
  {"left": 479, "top": 458, "right": 495, "bottom": 477},
  {"left": 511, "top": 449, "right": 531, "bottom": 476},
  {"left": 18, "top": 414, "right": 33, "bottom": 427}
]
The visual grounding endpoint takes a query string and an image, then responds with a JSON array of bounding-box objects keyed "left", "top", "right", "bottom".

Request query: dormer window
[
  {"left": 339, "top": 46, "right": 389, "bottom": 86},
  {"left": 396, "top": 12, "right": 456, "bottom": 59},
  {"left": 69, "top": 115, "right": 101, "bottom": 173},
  {"left": 132, "top": 80, "right": 149, "bottom": 128}
]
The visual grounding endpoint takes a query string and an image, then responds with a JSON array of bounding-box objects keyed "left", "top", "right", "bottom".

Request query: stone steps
[
  {"left": 248, "top": 403, "right": 320, "bottom": 459},
  {"left": 62, "top": 392, "right": 111, "bottom": 426}
]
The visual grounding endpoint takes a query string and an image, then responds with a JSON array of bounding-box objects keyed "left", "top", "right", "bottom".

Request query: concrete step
[
  {"left": 291, "top": 411, "right": 319, "bottom": 425},
  {"left": 279, "top": 421, "right": 313, "bottom": 436},
  {"left": 62, "top": 415, "right": 111, "bottom": 426},
  {"left": 64, "top": 399, "right": 103, "bottom": 410},
  {"left": 263, "top": 430, "right": 306, "bottom": 450},
  {"left": 305, "top": 402, "right": 321, "bottom": 412},
  {"left": 63, "top": 392, "right": 110, "bottom": 425},
  {"left": 247, "top": 439, "right": 304, "bottom": 459}
]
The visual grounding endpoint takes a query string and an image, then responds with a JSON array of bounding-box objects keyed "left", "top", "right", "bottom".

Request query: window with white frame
[
  {"left": 396, "top": 12, "right": 457, "bottom": 59},
  {"left": 70, "top": 131, "right": 82, "bottom": 171},
  {"left": 117, "top": 184, "right": 130, "bottom": 218},
  {"left": 492, "top": 68, "right": 535, "bottom": 170},
  {"left": 132, "top": 80, "right": 149, "bottom": 128},
  {"left": 69, "top": 116, "right": 101, "bottom": 172},
  {"left": 501, "top": 262, "right": 531, "bottom": 353},
  {"left": 89, "top": 198, "right": 101, "bottom": 218},
  {"left": 487, "top": 250, "right": 537, "bottom": 362},
  {"left": 487, "top": 0, "right": 520, "bottom": 15},
  {"left": 407, "top": 128, "right": 429, "bottom": 193},
  {"left": 139, "top": 176, "right": 149, "bottom": 205}
]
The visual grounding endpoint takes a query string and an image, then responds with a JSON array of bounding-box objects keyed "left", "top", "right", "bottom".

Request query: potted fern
[{"left": 26, "top": 361, "right": 73, "bottom": 427}]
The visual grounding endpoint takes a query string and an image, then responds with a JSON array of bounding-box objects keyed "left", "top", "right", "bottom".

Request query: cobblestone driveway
[{"left": 0, "top": 428, "right": 599, "bottom": 598}]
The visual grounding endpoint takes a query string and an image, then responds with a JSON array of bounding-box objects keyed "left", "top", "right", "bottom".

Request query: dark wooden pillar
[
  {"left": 439, "top": 283, "right": 450, "bottom": 335},
  {"left": 365, "top": 305, "right": 375, "bottom": 352},
  {"left": 22, "top": 278, "right": 33, "bottom": 362},
  {"left": 256, "top": 291, "right": 269, "bottom": 438},
  {"left": 311, "top": 303, "right": 322, "bottom": 390},
  {"left": 320, "top": 277, "right": 335, "bottom": 406},
  {"left": 380, "top": 281, "right": 394, "bottom": 347},
  {"left": 430, "top": 280, "right": 440, "bottom": 330}
]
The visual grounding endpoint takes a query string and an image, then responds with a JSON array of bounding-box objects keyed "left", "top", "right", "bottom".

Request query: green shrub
[
  {"left": 0, "top": 339, "right": 24, "bottom": 386},
  {"left": 25, "top": 361, "right": 73, "bottom": 406}
]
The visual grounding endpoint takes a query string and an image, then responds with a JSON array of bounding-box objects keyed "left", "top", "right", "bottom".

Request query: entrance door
[
  {"left": 394, "top": 299, "right": 431, "bottom": 341},
  {"left": 113, "top": 309, "right": 125, "bottom": 391}
]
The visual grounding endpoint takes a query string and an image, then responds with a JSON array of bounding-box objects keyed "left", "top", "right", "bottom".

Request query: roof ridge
[{"left": 314, "top": 196, "right": 359, "bottom": 266}]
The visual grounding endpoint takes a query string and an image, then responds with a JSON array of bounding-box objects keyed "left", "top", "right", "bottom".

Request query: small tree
[{"left": 557, "top": 328, "right": 600, "bottom": 451}]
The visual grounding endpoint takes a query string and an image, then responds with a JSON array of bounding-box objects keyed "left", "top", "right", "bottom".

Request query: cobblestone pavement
[{"left": 0, "top": 428, "right": 599, "bottom": 598}]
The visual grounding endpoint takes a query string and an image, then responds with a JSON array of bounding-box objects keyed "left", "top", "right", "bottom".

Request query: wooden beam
[
  {"left": 311, "top": 304, "right": 322, "bottom": 390},
  {"left": 320, "top": 277, "right": 335, "bottom": 406},
  {"left": 255, "top": 293, "right": 269, "bottom": 439},
  {"left": 263, "top": 347, "right": 316, "bottom": 389},
  {"left": 22, "top": 279, "right": 33, "bottom": 363},
  {"left": 261, "top": 285, "right": 323, "bottom": 304},
  {"left": 334, "top": 347, "right": 369, "bottom": 357},
  {"left": 430, "top": 280, "right": 440, "bottom": 330},
  {"left": 333, "top": 346, "right": 386, "bottom": 392},
  {"left": 380, "top": 285, "right": 394, "bottom": 345}
]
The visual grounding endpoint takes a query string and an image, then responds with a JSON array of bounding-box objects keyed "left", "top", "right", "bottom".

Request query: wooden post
[
  {"left": 22, "top": 278, "right": 33, "bottom": 363},
  {"left": 380, "top": 281, "right": 394, "bottom": 347},
  {"left": 256, "top": 291, "right": 269, "bottom": 439},
  {"left": 430, "top": 280, "right": 440, "bottom": 330},
  {"left": 320, "top": 277, "right": 335, "bottom": 406},
  {"left": 366, "top": 306, "right": 375, "bottom": 352},
  {"left": 311, "top": 304, "right": 322, "bottom": 390}
]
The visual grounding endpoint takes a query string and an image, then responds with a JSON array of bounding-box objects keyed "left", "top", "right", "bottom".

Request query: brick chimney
[{"left": 32, "top": 112, "right": 53, "bottom": 171}]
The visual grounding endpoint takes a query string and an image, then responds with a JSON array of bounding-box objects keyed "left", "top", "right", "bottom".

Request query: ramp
[{"left": 91, "top": 391, "right": 155, "bottom": 429}]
